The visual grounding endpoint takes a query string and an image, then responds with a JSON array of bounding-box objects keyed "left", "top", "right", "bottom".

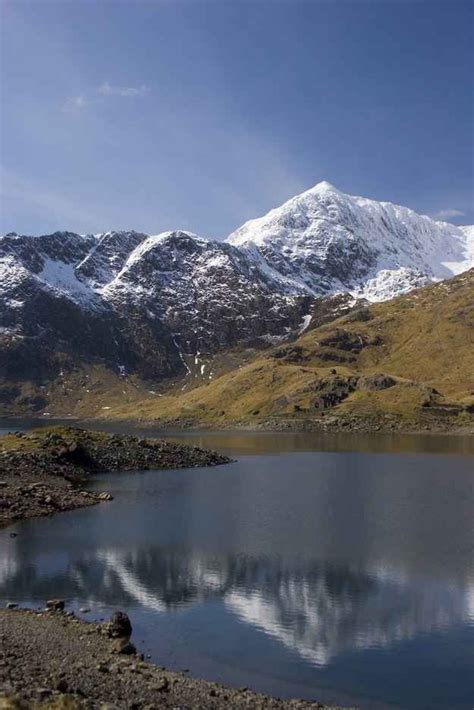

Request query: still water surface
[{"left": 1, "top": 420, "right": 473, "bottom": 709}]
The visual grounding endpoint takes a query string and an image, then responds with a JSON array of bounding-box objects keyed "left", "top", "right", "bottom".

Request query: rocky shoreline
[
  {"left": 103, "top": 412, "right": 474, "bottom": 436},
  {"left": 0, "top": 426, "right": 231, "bottom": 528},
  {"left": 0, "top": 607, "right": 340, "bottom": 709}
]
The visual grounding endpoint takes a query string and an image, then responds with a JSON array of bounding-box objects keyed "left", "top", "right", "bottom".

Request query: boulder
[
  {"left": 272, "top": 345, "right": 307, "bottom": 363},
  {"left": 311, "top": 375, "right": 359, "bottom": 409},
  {"left": 46, "top": 598, "right": 65, "bottom": 611},
  {"left": 358, "top": 373, "right": 396, "bottom": 391},
  {"left": 108, "top": 611, "right": 132, "bottom": 639},
  {"left": 98, "top": 492, "right": 113, "bottom": 501},
  {"left": 111, "top": 638, "right": 137, "bottom": 655}
]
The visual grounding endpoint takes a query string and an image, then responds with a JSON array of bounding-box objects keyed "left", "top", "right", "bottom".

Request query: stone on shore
[
  {"left": 46, "top": 599, "right": 65, "bottom": 611},
  {"left": 107, "top": 610, "right": 132, "bottom": 639}
]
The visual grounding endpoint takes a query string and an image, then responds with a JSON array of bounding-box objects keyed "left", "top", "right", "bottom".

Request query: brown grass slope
[{"left": 106, "top": 269, "right": 474, "bottom": 430}]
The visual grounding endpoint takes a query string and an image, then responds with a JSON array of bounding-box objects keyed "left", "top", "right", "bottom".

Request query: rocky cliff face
[
  {"left": 99, "top": 231, "right": 313, "bottom": 357},
  {"left": 1, "top": 183, "right": 472, "bottom": 406},
  {"left": 0, "top": 230, "right": 312, "bottom": 392}
]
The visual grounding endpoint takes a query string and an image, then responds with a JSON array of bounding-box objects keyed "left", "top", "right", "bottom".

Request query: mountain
[
  {"left": 0, "top": 229, "right": 312, "bottom": 380},
  {"left": 227, "top": 181, "right": 473, "bottom": 300},
  {"left": 0, "top": 229, "right": 313, "bottom": 414},
  {"left": 105, "top": 269, "right": 474, "bottom": 431},
  {"left": 1, "top": 182, "right": 473, "bottom": 420}
]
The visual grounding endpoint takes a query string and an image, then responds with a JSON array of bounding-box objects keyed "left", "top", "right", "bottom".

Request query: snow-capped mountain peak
[
  {"left": 226, "top": 182, "right": 473, "bottom": 300},
  {"left": 308, "top": 179, "right": 342, "bottom": 194}
]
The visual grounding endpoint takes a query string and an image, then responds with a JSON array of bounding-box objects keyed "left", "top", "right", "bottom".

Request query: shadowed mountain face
[
  {"left": 0, "top": 229, "right": 313, "bottom": 390},
  {"left": 1, "top": 183, "right": 472, "bottom": 413}
]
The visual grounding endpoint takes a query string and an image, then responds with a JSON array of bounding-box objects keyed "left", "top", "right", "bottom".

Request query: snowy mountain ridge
[
  {"left": 1, "top": 182, "right": 472, "bottom": 390},
  {"left": 2, "top": 181, "right": 472, "bottom": 310}
]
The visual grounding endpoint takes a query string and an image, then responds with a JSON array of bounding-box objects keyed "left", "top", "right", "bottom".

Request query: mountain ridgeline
[{"left": 1, "top": 182, "right": 473, "bottom": 427}]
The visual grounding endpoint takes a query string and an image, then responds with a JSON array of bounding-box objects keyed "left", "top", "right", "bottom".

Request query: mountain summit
[{"left": 226, "top": 182, "right": 473, "bottom": 301}]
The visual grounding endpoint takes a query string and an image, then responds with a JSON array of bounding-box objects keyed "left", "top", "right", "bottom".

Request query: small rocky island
[{"left": 0, "top": 426, "right": 231, "bottom": 528}]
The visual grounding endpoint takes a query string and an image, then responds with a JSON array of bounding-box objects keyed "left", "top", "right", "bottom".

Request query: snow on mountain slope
[
  {"left": 101, "top": 230, "right": 310, "bottom": 355},
  {"left": 76, "top": 230, "right": 147, "bottom": 288},
  {"left": 0, "top": 230, "right": 311, "bottom": 383},
  {"left": 1, "top": 184, "right": 473, "bottom": 387},
  {"left": 0, "top": 231, "right": 101, "bottom": 310},
  {"left": 3, "top": 185, "right": 471, "bottom": 318},
  {"left": 226, "top": 181, "right": 474, "bottom": 301}
]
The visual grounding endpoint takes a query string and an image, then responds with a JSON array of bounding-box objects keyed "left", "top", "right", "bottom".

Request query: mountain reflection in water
[{"left": 2, "top": 542, "right": 473, "bottom": 668}]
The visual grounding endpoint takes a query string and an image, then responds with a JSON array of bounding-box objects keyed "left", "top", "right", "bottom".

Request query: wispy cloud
[
  {"left": 62, "top": 82, "right": 150, "bottom": 111},
  {"left": 62, "top": 95, "right": 91, "bottom": 112},
  {"left": 434, "top": 208, "right": 465, "bottom": 220},
  {"left": 98, "top": 81, "right": 149, "bottom": 98}
]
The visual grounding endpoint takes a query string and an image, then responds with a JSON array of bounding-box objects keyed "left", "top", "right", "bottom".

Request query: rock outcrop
[{"left": 0, "top": 427, "right": 231, "bottom": 527}]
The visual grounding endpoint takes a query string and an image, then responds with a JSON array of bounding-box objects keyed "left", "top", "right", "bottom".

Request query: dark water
[
  {"left": 0, "top": 421, "right": 473, "bottom": 709},
  {"left": 2, "top": 416, "right": 474, "bottom": 455}
]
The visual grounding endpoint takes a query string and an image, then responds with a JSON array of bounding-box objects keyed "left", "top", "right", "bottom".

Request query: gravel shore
[{"left": 0, "top": 608, "right": 340, "bottom": 709}]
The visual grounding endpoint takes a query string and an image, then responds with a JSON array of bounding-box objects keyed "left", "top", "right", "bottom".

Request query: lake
[{"left": 0, "top": 420, "right": 473, "bottom": 709}]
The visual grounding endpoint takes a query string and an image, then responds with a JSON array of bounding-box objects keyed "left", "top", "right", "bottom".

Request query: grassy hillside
[
  {"left": 1, "top": 270, "right": 472, "bottom": 432},
  {"left": 104, "top": 269, "right": 474, "bottom": 431}
]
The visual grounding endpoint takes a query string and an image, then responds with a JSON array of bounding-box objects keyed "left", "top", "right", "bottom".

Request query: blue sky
[{"left": 1, "top": 0, "right": 473, "bottom": 237}]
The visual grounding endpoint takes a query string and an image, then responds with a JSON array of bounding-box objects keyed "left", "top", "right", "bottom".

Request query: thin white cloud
[
  {"left": 62, "top": 83, "right": 149, "bottom": 111},
  {"left": 62, "top": 95, "right": 90, "bottom": 112},
  {"left": 435, "top": 208, "right": 465, "bottom": 220},
  {"left": 98, "top": 81, "right": 149, "bottom": 98}
]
